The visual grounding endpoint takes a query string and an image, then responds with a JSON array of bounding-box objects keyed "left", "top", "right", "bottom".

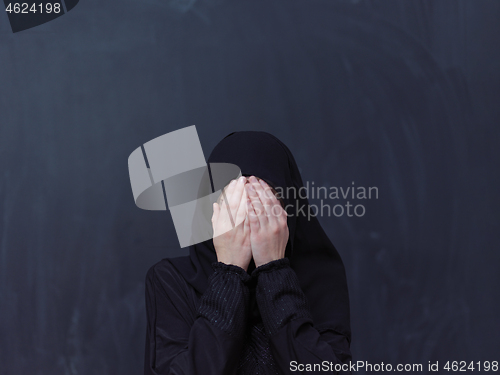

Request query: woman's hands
[
  {"left": 212, "top": 176, "right": 252, "bottom": 271},
  {"left": 245, "top": 176, "right": 289, "bottom": 268},
  {"left": 211, "top": 175, "right": 289, "bottom": 270}
]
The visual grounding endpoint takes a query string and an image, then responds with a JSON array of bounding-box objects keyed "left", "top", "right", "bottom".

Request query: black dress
[
  {"left": 144, "top": 258, "right": 351, "bottom": 374},
  {"left": 144, "top": 131, "right": 352, "bottom": 374}
]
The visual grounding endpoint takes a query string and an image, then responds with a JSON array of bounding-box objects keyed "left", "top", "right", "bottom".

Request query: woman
[{"left": 144, "top": 131, "right": 351, "bottom": 374}]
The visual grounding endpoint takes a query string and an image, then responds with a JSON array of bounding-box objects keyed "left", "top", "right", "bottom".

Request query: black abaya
[{"left": 144, "top": 132, "right": 352, "bottom": 374}]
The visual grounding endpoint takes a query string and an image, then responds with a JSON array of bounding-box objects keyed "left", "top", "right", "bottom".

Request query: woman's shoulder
[
  {"left": 145, "top": 256, "right": 199, "bottom": 322},
  {"left": 146, "top": 256, "right": 191, "bottom": 290}
]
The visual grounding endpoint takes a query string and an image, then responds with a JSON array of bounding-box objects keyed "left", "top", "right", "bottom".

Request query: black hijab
[{"left": 169, "top": 131, "right": 351, "bottom": 341}]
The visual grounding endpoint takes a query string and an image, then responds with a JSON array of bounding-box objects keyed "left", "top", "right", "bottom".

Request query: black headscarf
[{"left": 169, "top": 131, "right": 351, "bottom": 341}]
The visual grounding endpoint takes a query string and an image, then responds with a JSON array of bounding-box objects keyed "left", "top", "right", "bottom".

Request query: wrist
[
  {"left": 216, "top": 258, "right": 249, "bottom": 272},
  {"left": 251, "top": 257, "right": 290, "bottom": 275},
  {"left": 254, "top": 258, "right": 282, "bottom": 268},
  {"left": 212, "top": 261, "right": 251, "bottom": 281}
]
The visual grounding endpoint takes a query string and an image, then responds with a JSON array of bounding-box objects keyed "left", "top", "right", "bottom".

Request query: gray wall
[{"left": 0, "top": 0, "right": 498, "bottom": 374}]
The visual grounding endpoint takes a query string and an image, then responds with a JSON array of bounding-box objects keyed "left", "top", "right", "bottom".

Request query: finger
[
  {"left": 258, "top": 178, "right": 285, "bottom": 224},
  {"left": 220, "top": 176, "right": 246, "bottom": 226},
  {"left": 220, "top": 179, "right": 239, "bottom": 228},
  {"left": 246, "top": 178, "right": 268, "bottom": 227},
  {"left": 253, "top": 178, "right": 276, "bottom": 224},
  {"left": 243, "top": 209, "right": 250, "bottom": 236},
  {"left": 218, "top": 189, "right": 236, "bottom": 231},
  {"left": 234, "top": 186, "right": 248, "bottom": 228},
  {"left": 247, "top": 198, "right": 260, "bottom": 232},
  {"left": 212, "top": 202, "right": 221, "bottom": 236},
  {"left": 220, "top": 178, "right": 237, "bottom": 206},
  {"left": 212, "top": 202, "right": 220, "bottom": 224},
  {"left": 218, "top": 181, "right": 232, "bottom": 220},
  {"left": 230, "top": 176, "right": 247, "bottom": 226},
  {"left": 249, "top": 176, "right": 273, "bottom": 224},
  {"left": 259, "top": 178, "right": 279, "bottom": 204}
]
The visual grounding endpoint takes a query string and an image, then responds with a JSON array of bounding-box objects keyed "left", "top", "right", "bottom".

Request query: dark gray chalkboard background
[{"left": 1, "top": 0, "right": 499, "bottom": 374}]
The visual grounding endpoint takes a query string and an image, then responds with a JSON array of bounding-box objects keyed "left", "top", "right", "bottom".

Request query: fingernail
[
  {"left": 247, "top": 184, "right": 255, "bottom": 191},
  {"left": 250, "top": 176, "right": 258, "bottom": 183},
  {"left": 239, "top": 176, "right": 245, "bottom": 184},
  {"left": 230, "top": 179, "right": 237, "bottom": 186}
]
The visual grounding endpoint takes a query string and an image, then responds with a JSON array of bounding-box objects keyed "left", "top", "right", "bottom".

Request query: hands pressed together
[{"left": 212, "top": 176, "right": 289, "bottom": 271}]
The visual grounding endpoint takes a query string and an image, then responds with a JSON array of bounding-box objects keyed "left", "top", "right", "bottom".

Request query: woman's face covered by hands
[{"left": 212, "top": 176, "right": 289, "bottom": 271}]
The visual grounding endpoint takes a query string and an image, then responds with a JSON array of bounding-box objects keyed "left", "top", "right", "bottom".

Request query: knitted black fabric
[
  {"left": 236, "top": 322, "right": 280, "bottom": 375},
  {"left": 196, "top": 262, "right": 251, "bottom": 338},
  {"left": 252, "top": 258, "right": 313, "bottom": 336},
  {"left": 196, "top": 259, "right": 314, "bottom": 374}
]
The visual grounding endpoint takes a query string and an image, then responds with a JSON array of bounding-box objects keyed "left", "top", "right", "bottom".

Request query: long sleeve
[
  {"left": 253, "top": 258, "right": 352, "bottom": 374},
  {"left": 144, "top": 261, "right": 251, "bottom": 375}
]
